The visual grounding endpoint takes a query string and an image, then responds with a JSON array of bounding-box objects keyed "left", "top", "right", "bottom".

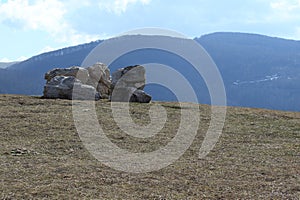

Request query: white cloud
[
  {"left": 98, "top": 0, "right": 151, "bottom": 15},
  {"left": 16, "top": 56, "right": 28, "bottom": 61},
  {"left": 65, "top": 0, "right": 92, "bottom": 8},
  {"left": 0, "top": 56, "right": 26, "bottom": 62},
  {"left": 294, "top": 27, "right": 300, "bottom": 39},
  {"left": 38, "top": 46, "right": 58, "bottom": 54},
  {"left": 0, "top": 57, "right": 14, "bottom": 62},
  {"left": 0, "top": 0, "right": 66, "bottom": 32},
  {"left": 271, "top": 0, "right": 300, "bottom": 11},
  {"left": 270, "top": 0, "right": 300, "bottom": 21},
  {"left": 0, "top": 0, "right": 100, "bottom": 45}
]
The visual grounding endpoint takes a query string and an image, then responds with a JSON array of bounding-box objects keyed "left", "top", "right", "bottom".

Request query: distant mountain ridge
[
  {"left": 0, "top": 62, "right": 19, "bottom": 69},
  {"left": 8, "top": 40, "right": 101, "bottom": 71},
  {"left": 1, "top": 32, "right": 299, "bottom": 111},
  {"left": 196, "top": 32, "right": 300, "bottom": 111},
  {"left": 0, "top": 41, "right": 101, "bottom": 95}
]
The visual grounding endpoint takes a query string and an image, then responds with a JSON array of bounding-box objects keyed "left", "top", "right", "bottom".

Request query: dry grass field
[{"left": 0, "top": 95, "right": 299, "bottom": 199}]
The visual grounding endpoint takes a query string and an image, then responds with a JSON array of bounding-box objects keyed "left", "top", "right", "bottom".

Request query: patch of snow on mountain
[{"left": 233, "top": 74, "right": 280, "bottom": 85}]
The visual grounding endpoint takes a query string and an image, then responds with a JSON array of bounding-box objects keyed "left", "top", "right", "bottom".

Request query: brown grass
[{"left": 0, "top": 95, "right": 299, "bottom": 199}]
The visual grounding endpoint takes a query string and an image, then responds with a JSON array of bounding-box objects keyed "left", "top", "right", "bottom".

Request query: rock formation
[
  {"left": 44, "top": 67, "right": 89, "bottom": 83},
  {"left": 112, "top": 65, "right": 146, "bottom": 90},
  {"left": 111, "top": 65, "right": 151, "bottom": 103},
  {"left": 86, "top": 63, "right": 111, "bottom": 99},
  {"left": 43, "top": 76, "right": 100, "bottom": 100},
  {"left": 43, "top": 64, "right": 151, "bottom": 103},
  {"left": 43, "top": 63, "right": 111, "bottom": 100}
]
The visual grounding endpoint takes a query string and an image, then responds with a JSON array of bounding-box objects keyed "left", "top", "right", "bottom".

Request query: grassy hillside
[{"left": 0, "top": 95, "right": 299, "bottom": 199}]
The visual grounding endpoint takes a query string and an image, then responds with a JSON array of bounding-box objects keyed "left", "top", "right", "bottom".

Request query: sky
[{"left": 1, "top": 0, "right": 300, "bottom": 62}]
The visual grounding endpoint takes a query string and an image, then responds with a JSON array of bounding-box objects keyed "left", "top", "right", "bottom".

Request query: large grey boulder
[
  {"left": 45, "top": 66, "right": 89, "bottom": 83},
  {"left": 112, "top": 65, "right": 146, "bottom": 90},
  {"left": 86, "top": 63, "right": 111, "bottom": 99},
  {"left": 73, "top": 83, "right": 101, "bottom": 100},
  {"left": 43, "top": 76, "right": 100, "bottom": 100},
  {"left": 111, "top": 65, "right": 151, "bottom": 103}
]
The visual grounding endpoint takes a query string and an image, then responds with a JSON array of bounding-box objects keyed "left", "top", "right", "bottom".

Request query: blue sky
[{"left": 1, "top": 0, "right": 300, "bottom": 62}]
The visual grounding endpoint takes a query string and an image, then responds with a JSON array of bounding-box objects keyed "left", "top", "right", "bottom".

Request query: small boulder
[
  {"left": 111, "top": 87, "right": 151, "bottom": 103},
  {"left": 130, "top": 89, "right": 152, "bottom": 103}
]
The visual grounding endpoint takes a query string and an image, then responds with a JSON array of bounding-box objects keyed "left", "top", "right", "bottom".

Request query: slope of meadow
[{"left": 0, "top": 95, "right": 299, "bottom": 199}]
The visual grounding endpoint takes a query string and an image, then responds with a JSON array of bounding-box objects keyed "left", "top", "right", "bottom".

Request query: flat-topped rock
[{"left": 45, "top": 66, "right": 89, "bottom": 83}]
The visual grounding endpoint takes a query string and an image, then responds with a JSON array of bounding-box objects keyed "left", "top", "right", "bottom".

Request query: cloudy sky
[{"left": 1, "top": 0, "right": 300, "bottom": 62}]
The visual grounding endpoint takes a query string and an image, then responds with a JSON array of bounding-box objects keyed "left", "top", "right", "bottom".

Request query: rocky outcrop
[
  {"left": 111, "top": 65, "right": 151, "bottom": 103},
  {"left": 45, "top": 67, "right": 89, "bottom": 83},
  {"left": 43, "top": 76, "right": 100, "bottom": 100},
  {"left": 86, "top": 63, "right": 111, "bottom": 99},
  {"left": 112, "top": 65, "right": 146, "bottom": 90},
  {"left": 43, "top": 64, "right": 151, "bottom": 103},
  {"left": 43, "top": 63, "right": 111, "bottom": 100}
]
